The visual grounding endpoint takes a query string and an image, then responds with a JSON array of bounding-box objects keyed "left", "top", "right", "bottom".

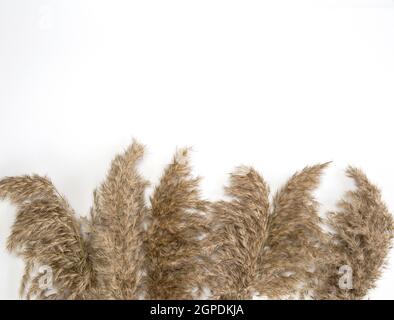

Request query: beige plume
[
  {"left": 0, "top": 176, "right": 93, "bottom": 299},
  {"left": 204, "top": 167, "right": 270, "bottom": 299},
  {"left": 314, "top": 167, "right": 394, "bottom": 299},
  {"left": 1, "top": 144, "right": 392, "bottom": 300},
  {"left": 144, "top": 148, "right": 209, "bottom": 299},
  {"left": 254, "top": 163, "right": 329, "bottom": 298},
  {"left": 89, "top": 140, "right": 148, "bottom": 299}
]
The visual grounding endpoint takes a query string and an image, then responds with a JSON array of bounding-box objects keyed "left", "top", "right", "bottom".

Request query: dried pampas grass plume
[
  {"left": 0, "top": 141, "right": 393, "bottom": 300},
  {"left": 144, "top": 148, "right": 209, "bottom": 299},
  {"left": 205, "top": 163, "right": 329, "bottom": 299},
  {"left": 314, "top": 167, "right": 394, "bottom": 299},
  {"left": 204, "top": 166, "right": 270, "bottom": 299},
  {"left": 254, "top": 163, "right": 329, "bottom": 298},
  {"left": 0, "top": 175, "right": 93, "bottom": 299},
  {"left": 89, "top": 141, "right": 148, "bottom": 299}
]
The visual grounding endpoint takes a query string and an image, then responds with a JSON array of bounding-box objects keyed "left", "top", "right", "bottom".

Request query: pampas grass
[
  {"left": 144, "top": 149, "right": 208, "bottom": 299},
  {"left": 313, "top": 167, "right": 394, "bottom": 299},
  {"left": 0, "top": 175, "right": 93, "bottom": 299},
  {"left": 88, "top": 141, "right": 148, "bottom": 299},
  {"left": 0, "top": 142, "right": 392, "bottom": 300},
  {"left": 204, "top": 167, "right": 270, "bottom": 299},
  {"left": 254, "top": 163, "right": 329, "bottom": 299}
]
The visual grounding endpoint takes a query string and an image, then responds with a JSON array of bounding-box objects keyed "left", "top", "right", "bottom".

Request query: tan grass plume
[
  {"left": 204, "top": 166, "right": 270, "bottom": 299},
  {"left": 254, "top": 163, "right": 329, "bottom": 298},
  {"left": 0, "top": 175, "right": 93, "bottom": 299},
  {"left": 88, "top": 140, "right": 148, "bottom": 299},
  {"left": 144, "top": 148, "right": 209, "bottom": 299},
  {"left": 1, "top": 142, "right": 393, "bottom": 300},
  {"left": 313, "top": 167, "right": 394, "bottom": 299}
]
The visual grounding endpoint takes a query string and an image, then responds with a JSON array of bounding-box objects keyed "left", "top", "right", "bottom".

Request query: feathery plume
[
  {"left": 205, "top": 167, "right": 270, "bottom": 299},
  {"left": 1, "top": 143, "right": 393, "bottom": 300},
  {"left": 144, "top": 148, "right": 208, "bottom": 299},
  {"left": 314, "top": 167, "right": 394, "bottom": 299},
  {"left": 89, "top": 141, "right": 149, "bottom": 299},
  {"left": 254, "top": 163, "right": 329, "bottom": 298},
  {"left": 0, "top": 175, "right": 93, "bottom": 299}
]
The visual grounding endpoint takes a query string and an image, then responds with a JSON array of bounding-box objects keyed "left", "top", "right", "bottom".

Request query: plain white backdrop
[{"left": 1, "top": 0, "right": 394, "bottom": 299}]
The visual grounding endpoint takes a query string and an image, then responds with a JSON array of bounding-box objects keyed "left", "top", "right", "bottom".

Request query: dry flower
[
  {"left": 88, "top": 141, "right": 148, "bottom": 299},
  {"left": 144, "top": 149, "right": 208, "bottom": 299},
  {"left": 313, "top": 167, "right": 394, "bottom": 299},
  {"left": 0, "top": 175, "right": 93, "bottom": 299},
  {"left": 0, "top": 143, "right": 392, "bottom": 300}
]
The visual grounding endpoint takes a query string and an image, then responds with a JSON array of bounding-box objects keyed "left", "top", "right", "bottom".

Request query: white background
[{"left": 1, "top": 0, "right": 394, "bottom": 299}]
